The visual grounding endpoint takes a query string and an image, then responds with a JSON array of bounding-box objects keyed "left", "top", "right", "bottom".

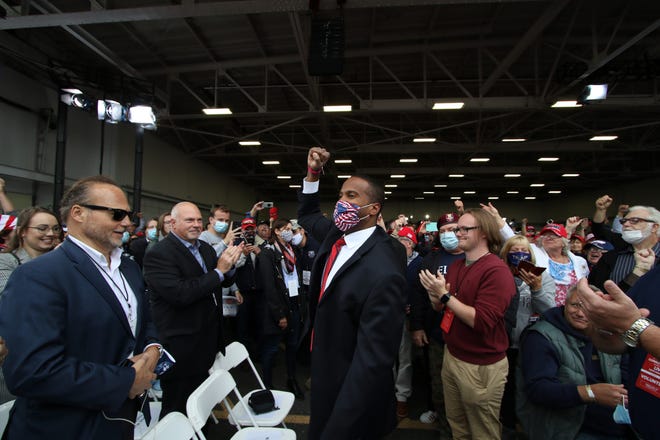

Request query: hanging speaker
[{"left": 308, "top": 15, "right": 345, "bottom": 76}]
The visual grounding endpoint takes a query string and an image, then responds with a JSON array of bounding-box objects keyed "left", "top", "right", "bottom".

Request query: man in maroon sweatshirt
[{"left": 420, "top": 208, "right": 516, "bottom": 439}]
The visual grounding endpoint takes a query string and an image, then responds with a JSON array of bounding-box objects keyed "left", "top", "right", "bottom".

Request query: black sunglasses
[{"left": 80, "top": 204, "right": 133, "bottom": 221}]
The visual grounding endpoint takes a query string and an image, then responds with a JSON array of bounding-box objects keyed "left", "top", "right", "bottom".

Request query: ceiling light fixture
[
  {"left": 538, "top": 157, "right": 559, "bottom": 162},
  {"left": 400, "top": 159, "right": 418, "bottom": 163},
  {"left": 525, "top": 196, "right": 537, "bottom": 200},
  {"left": 488, "top": 196, "right": 499, "bottom": 200},
  {"left": 277, "top": 176, "right": 291, "bottom": 179},
  {"left": 262, "top": 160, "right": 280, "bottom": 165},
  {"left": 464, "top": 191, "right": 476, "bottom": 194},
  {"left": 413, "top": 138, "right": 436, "bottom": 143},
  {"left": 415, "top": 197, "right": 425, "bottom": 200},
  {"left": 507, "top": 191, "right": 519, "bottom": 194},
  {"left": 548, "top": 190, "right": 562, "bottom": 194},
  {"left": 450, "top": 196, "right": 461, "bottom": 200},
  {"left": 530, "top": 183, "right": 545, "bottom": 187},
  {"left": 562, "top": 173, "right": 580, "bottom": 177},
  {"left": 432, "top": 102, "right": 464, "bottom": 110},
  {"left": 338, "top": 175, "right": 352, "bottom": 179},
  {"left": 385, "top": 184, "right": 398, "bottom": 188},
  {"left": 334, "top": 159, "right": 352, "bottom": 164},
  {"left": 239, "top": 140, "right": 261, "bottom": 146},
  {"left": 384, "top": 191, "right": 392, "bottom": 195},
  {"left": 323, "top": 105, "right": 352, "bottom": 112},
  {"left": 504, "top": 174, "right": 521, "bottom": 178},
  {"left": 423, "top": 191, "right": 434, "bottom": 195},
  {"left": 551, "top": 100, "right": 582, "bottom": 108},
  {"left": 448, "top": 174, "right": 464, "bottom": 178},
  {"left": 501, "top": 138, "right": 526, "bottom": 142},
  {"left": 202, "top": 107, "right": 232, "bottom": 115},
  {"left": 434, "top": 184, "right": 448, "bottom": 188},
  {"left": 390, "top": 174, "right": 406, "bottom": 178},
  {"left": 589, "top": 135, "right": 618, "bottom": 141},
  {"left": 578, "top": 84, "right": 608, "bottom": 103},
  {"left": 470, "top": 158, "right": 490, "bottom": 162},
  {"left": 289, "top": 185, "right": 301, "bottom": 188}
]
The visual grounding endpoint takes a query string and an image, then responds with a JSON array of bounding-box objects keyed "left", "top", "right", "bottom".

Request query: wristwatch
[
  {"left": 440, "top": 293, "right": 451, "bottom": 305},
  {"left": 622, "top": 317, "right": 654, "bottom": 348}
]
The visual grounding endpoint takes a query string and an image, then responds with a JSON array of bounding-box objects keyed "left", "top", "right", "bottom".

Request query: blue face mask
[
  {"left": 213, "top": 221, "right": 229, "bottom": 234},
  {"left": 121, "top": 231, "right": 130, "bottom": 244},
  {"left": 440, "top": 231, "right": 459, "bottom": 250},
  {"left": 146, "top": 228, "right": 158, "bottom": 241},
  {"left": 612, "top": 397, "right": 631, "bottom": 425},
  {"left": 507, "top": 251, "right": 532, "bottom": 267},
  {"left": 279, "top": 230, "right": 294, "bottom": 243}
]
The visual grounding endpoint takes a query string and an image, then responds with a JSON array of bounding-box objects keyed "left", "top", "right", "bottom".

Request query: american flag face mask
[{"left": 333, "top": 200, "right": 374, "bottom": 232}]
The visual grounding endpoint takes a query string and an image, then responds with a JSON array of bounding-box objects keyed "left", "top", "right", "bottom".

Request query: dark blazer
[
  {"left": 0, "top": 238, "right": 158, "bottom": 440},
  {"left": 143, "top": 233, "right": 232, "bottom": 379},
  {"left": 298, "top": 190, "right": 407, "bottom": 440}
]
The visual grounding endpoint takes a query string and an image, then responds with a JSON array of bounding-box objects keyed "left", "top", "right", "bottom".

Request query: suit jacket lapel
[
  {"left": 318, "top": 229, "right": 380, "bottom": 304},
  {"left": 62, "top": 239, "right": 134, "bottom": 337},
  {"left": 167, "top": 234, "right": 207, "bottom": 274}
]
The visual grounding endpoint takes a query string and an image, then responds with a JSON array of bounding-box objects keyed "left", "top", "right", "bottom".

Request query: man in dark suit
[
  {"left": 298, "top": 147, "right": 407, "bottom": 439},
  {"left": 143, "top": 201, "right": 242, "bottom": 418},
  {"left": 0, "top": 176, "right": 159, "bottom": 440}
]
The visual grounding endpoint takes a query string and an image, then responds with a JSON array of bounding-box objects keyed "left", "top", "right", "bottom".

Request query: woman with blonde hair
[{"left": 499, "top": 234, "right": 556, "bottom": 430}]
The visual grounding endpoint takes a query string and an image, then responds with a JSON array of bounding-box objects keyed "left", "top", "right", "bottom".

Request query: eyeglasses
[
  {"left": 620, "top": 217, "right": 656, "bottom": 225},
  {"left": 567, "top": 301, "right": 584, "bottom": 310},
  {"left": 80, "top": 204, "right": 133, "bottom": 221},
  {"left": 452, "top": 226, "right": 479, "bottom": 234},
  {"left": 542, "top": 234, "right": 560, "bottom": 240},
  {"left": 27, "top": 224, "right": 62, "bottom": 234}
]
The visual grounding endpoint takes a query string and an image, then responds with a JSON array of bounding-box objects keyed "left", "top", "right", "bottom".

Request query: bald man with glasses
[{"left": 0, "top": 176, "right": 160, "bottom": 440}]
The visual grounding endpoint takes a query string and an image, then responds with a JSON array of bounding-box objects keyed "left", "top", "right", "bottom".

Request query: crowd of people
[{"left": 0, "top": 161, "right": 658, "bottom": 439}]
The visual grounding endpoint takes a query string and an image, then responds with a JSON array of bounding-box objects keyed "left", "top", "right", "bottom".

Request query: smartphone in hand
[{"left": 518, "top": 259, "right": 546, "bottom": 276}]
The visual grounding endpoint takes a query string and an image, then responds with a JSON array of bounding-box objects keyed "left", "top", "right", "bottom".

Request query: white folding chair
[
  {"left": 140, "top": 411, "right": 196, "bottom": 440},
  {"left": 186, "top": 369, "right": 296, "bottom": 440},
  {"left": 209, "top": 342, "right": 294, "bottom": 428},
  {"left": 0, "top": 400, "right": 14, "bottom": 437}
]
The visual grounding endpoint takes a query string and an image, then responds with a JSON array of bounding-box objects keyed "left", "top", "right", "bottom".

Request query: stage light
[
  {"left": 128, "top": 105, "right": 156, "bottom": 125},
  {"left": 97, "top": 100, "right": 126, "bottom": 123},
  {"left": 60, "top": 89, "right": 94, "bottom": 110}
]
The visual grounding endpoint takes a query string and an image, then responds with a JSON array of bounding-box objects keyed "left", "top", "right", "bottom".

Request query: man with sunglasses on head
[
  {"left": 0, "top": 176, "right": 160, "bottom": 440},
  {"left": 589, "top": 204, "right": 660, "bottom": 293}
]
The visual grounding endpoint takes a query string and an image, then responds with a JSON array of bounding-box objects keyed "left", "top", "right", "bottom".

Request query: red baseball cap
[
  {"left": 397, "top": 226, "right": 418, "bottom": 244},
  {"left": 540, "top": 223, "right": 568, "bottom": 239},
  {"left": 241, "top": 218, "right": 256, "bottom": 230},
  {"left": 437, "top": 213, "right": 459, "bottom": 228},
  {"left": 570, "top": 234, "right": 585, "bottom": 243}
]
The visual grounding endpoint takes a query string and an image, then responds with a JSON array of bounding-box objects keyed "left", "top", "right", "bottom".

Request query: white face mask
[
  {"left": 291, "top": 233, "right": 303, "bottom": 246},
  {"left": 622, "top": 228, "right": 650, "bottom": 245}
]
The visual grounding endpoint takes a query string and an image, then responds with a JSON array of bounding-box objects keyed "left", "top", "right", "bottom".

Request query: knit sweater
[{"left": 443, "top": 253, "right": 516, "bottom": 365}]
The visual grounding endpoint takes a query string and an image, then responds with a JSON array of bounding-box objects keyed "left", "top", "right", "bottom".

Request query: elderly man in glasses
[
  {"left": 0, "top": 176, "right": 161, "bottom": 440},
  {"left": 589, "top": 203, "right": 660, "bottom": 293}
]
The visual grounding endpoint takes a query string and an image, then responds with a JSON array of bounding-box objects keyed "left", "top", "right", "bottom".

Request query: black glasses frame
[
  {"left": 80, "top": 204, "right": 133, "bottom": 221},
  {"left": 620, "top": 217, "right": 656, "bottom": 226},
  {"left": 452, "top": 226, "right": 480, "bottom": 234}
]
